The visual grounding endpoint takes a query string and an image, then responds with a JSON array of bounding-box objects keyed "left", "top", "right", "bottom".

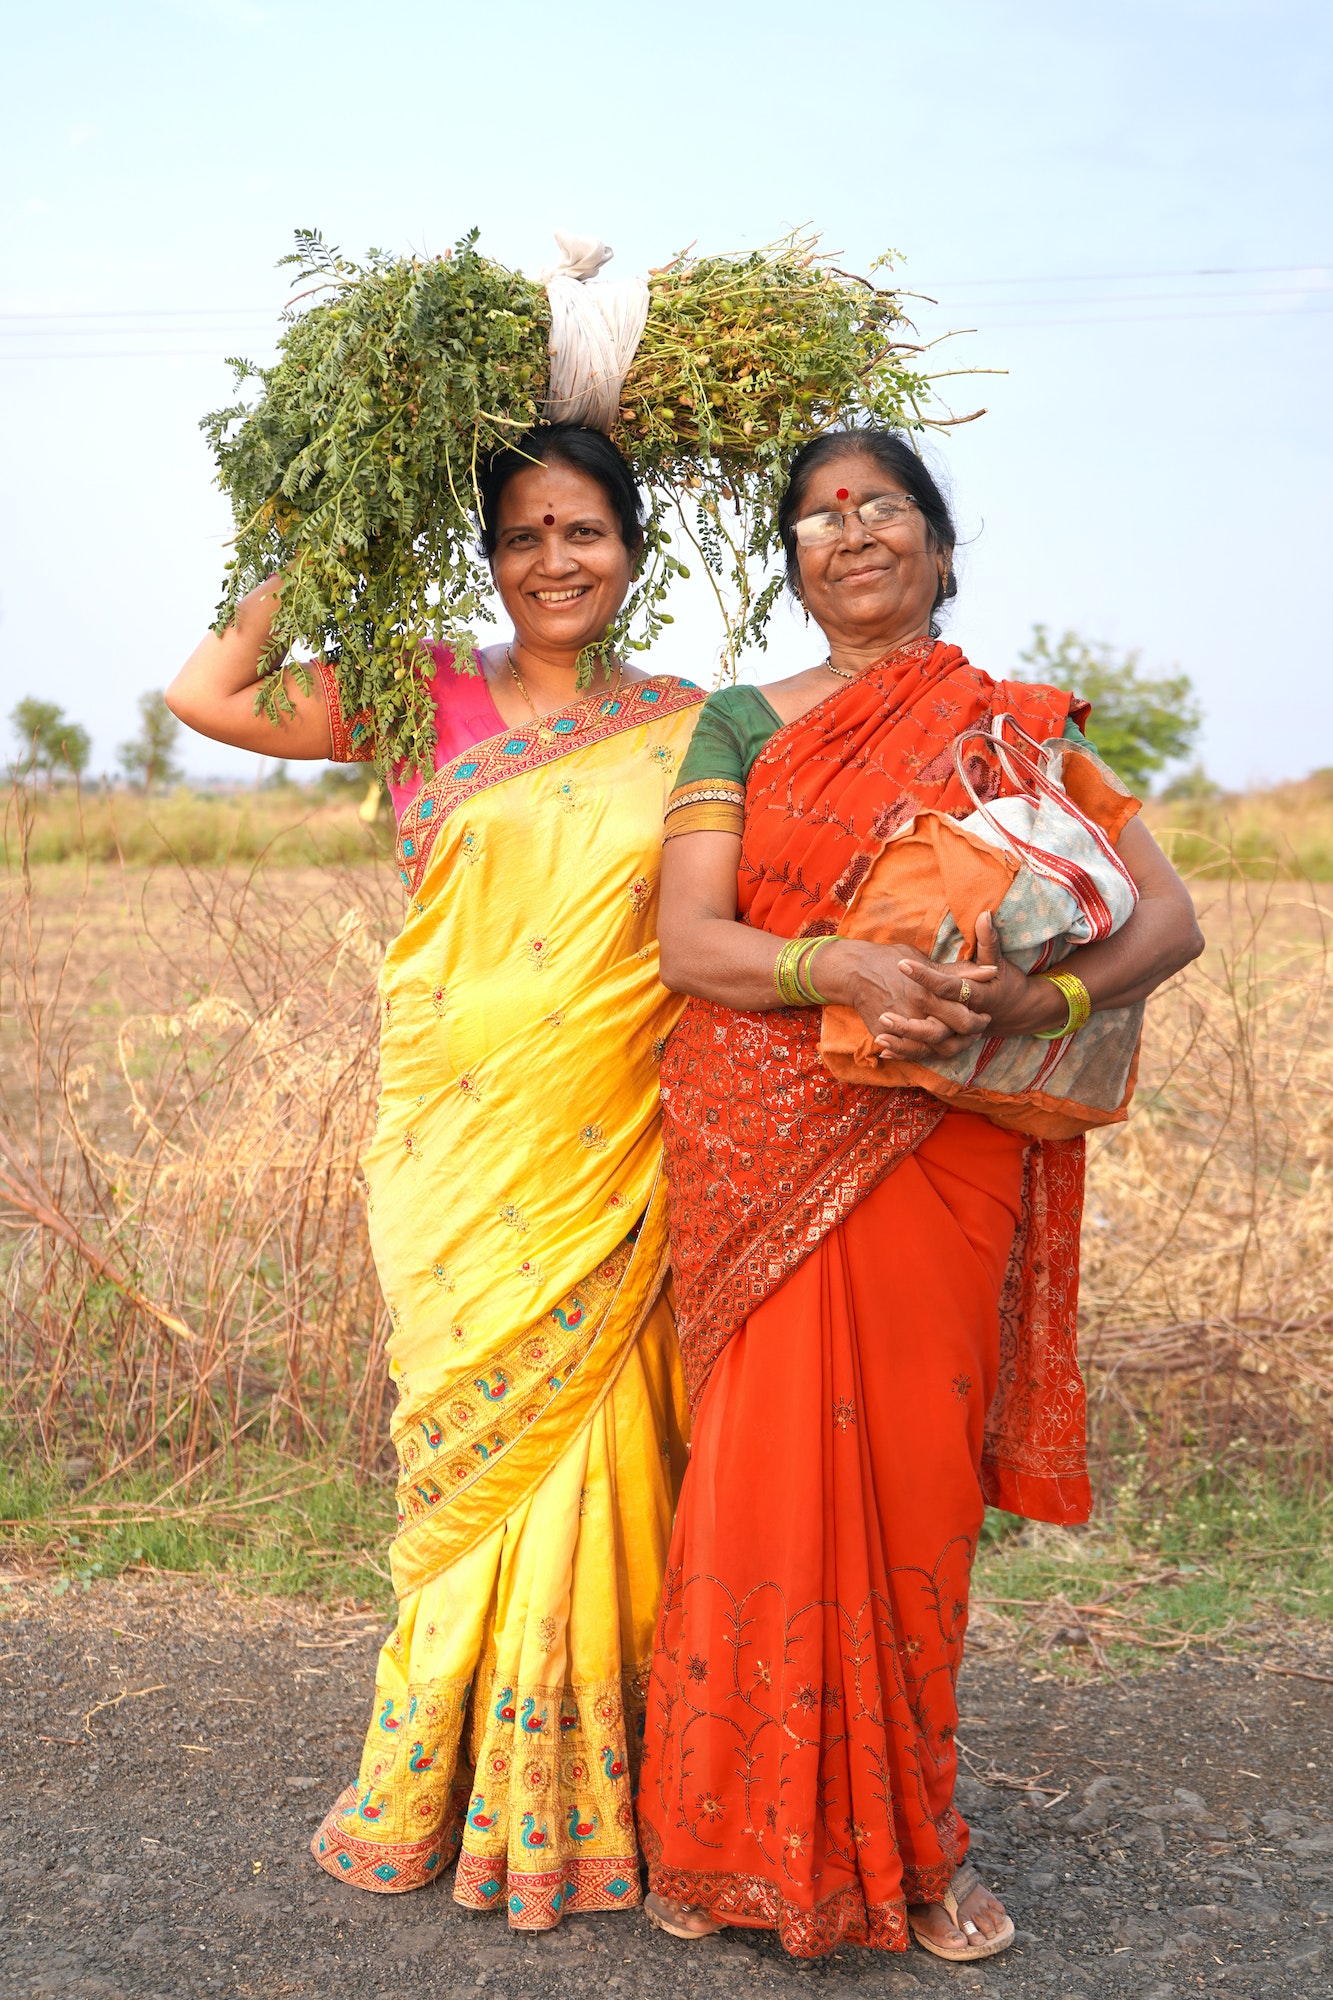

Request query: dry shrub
[
  {"left": 1146, "top": 768, "right": 1333, "bottom": 882},
  {"left": 1081, "top": 874, "right": 1333, "bottom": 1486},
  {"left": 0, "top": 793, "right": 397, "bottom": 1480},
  {"left": 2, "top": 793, "right": 1331, "bottom": 1498},
  {"left": 1, "top": 781, "right": 388, "bottom": 869}
]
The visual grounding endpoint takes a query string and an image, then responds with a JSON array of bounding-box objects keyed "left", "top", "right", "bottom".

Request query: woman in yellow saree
[{"left": 167, "top": 425, "right": 704, "bottom": 1927}]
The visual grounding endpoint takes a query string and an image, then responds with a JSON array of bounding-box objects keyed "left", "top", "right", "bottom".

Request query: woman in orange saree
[{"left": 637, "top": 429, "right": 1202, "bottom": 1960}]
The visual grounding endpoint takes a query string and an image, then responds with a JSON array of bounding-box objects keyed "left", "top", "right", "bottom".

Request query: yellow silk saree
[{"left": 312, "top": 674, "right": 704, "bottom": 1926}]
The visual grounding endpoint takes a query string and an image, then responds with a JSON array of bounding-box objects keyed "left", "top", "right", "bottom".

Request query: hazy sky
[{"left": 1, "top": 0, "right": 1328, "bottom": 788}]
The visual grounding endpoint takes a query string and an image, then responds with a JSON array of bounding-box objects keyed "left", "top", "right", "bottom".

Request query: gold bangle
[{"left": 1032, "top": 968, "right": 1092, "bottom": 1040}]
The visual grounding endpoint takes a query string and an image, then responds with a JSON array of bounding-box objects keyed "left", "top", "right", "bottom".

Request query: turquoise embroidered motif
[{"left": 392, "top": 678, "right": 704, "bottom": 897}]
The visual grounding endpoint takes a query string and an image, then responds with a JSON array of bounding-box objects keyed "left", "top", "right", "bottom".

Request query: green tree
[
  {"left": 1018, "top": 626, "right": 1203, "bottom": 794},
  {"left": 117, "top": 691, "right": 183, "bottom": 795},
  {"left": 1159, "top": 764, "right": 1223, "bottom": 805},
  {"left": 9, "top": 697, "right": 92, "bottom": 788}
]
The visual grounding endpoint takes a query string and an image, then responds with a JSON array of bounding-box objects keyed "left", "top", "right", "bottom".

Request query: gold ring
[{"left": 958, "top": 979, "right": 972, "bottom": 1006}]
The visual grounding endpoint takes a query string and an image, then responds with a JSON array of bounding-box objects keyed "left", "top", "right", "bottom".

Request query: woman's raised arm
[{"left": 165, "top": 577, "right": 333, "bottom": 759}]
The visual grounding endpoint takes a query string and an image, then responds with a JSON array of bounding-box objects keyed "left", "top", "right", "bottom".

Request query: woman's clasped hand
[{"left": 823, "top": 933, "right": 1001, "bottom": 1060}]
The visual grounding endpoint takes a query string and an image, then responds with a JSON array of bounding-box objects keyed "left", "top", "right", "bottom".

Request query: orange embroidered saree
[{"left": 639, "top": 639, "right": 1100, "bottom": 1955}]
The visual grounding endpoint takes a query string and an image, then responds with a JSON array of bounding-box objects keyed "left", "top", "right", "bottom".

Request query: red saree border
[
  {"left": 639, "top": 1817, "right": 910, "bottom": 1957},
  {"left": 982, "top": 1133, "right": 1091, "bottom": 1522},
  {"left": 661, "top": 1003, "right": 945, "bottom": 1407},
  {"left": 394, "top": 675, "right": 704, "bottom": 896},
  {"left": 311, "top": 656, "right": 376, "bottom": 764},
  {"left": 311, "top": 1782, "right": 464, "bottom": 1892}
]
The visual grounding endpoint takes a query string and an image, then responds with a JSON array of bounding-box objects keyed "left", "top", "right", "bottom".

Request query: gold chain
[
  {"left": 821, "top": 654, "right": 859, "bottom": 682},
  {"left": 506, "top": 648, "right": 623, "bottom": 736}
]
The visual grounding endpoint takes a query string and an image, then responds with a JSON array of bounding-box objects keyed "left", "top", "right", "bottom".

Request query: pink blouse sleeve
[{"left": 386, "top": 644, "right": 505, "bottom": 819}]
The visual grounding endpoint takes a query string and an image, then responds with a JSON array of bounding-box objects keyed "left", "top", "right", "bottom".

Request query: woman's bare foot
[
  {"left": 908, "top": 1875, "right": 1011, "bottom": 1952},
  {"left": 644, "top": 1891, "right": 724, "bottom": 1939}
]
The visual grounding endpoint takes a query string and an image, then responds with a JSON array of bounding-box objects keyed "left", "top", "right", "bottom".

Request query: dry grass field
[{"left": 2, "top": 775, "right": 1331, "bottom": 1651}]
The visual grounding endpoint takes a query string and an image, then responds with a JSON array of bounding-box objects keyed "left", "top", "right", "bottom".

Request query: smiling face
[
  {"left": 792, "top": 449, "right": 948, "bottom": 655},
  {"left": 490, "top": 458, "right": 636, "bottom": 658}
]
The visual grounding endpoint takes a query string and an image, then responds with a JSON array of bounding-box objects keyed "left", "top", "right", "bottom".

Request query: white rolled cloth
[{"left": 540, "top": 229, "right": 650, "bottom": 433}]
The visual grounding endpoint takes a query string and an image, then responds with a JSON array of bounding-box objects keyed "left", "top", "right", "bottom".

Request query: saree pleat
[
  {"left": 640, "top": 1113, "right": 1027, "bottom": 1954},
  {"left": 312, "top": 675, "right": 704, "bottom": 1923}
]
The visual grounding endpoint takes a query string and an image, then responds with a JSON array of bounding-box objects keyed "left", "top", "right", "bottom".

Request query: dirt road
[{"left": 2, "top": 1579, "right": 1331, "bottom": 1998}]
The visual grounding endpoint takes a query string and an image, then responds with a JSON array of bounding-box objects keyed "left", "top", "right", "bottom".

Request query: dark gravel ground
[{"left": 2, "top": 1579, "right": 1331, "bottom": 1999}]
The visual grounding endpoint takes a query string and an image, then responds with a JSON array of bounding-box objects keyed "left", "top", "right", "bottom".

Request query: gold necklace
[
  {"left": 506, "top": 648, "right": 622, "bottom": 744},
  {"left": 822, "top": 654, "right": 860, "bottom": 682}
]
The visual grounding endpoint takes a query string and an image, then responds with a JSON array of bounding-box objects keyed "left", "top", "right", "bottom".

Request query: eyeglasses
[{"left": 793, "top": 493, "right": 917, "bottom": 547}]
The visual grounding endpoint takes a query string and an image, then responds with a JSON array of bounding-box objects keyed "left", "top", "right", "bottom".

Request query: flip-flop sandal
[
  {"left": 907, "top": 1862, "right": 1016, "bottom": 1962},
  {"left": 644, "top": 1891, "right": 724, "bottom": 1940}
]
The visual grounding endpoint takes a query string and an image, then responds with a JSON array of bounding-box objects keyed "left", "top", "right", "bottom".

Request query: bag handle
[
  {"left": 951, "top": 722, "right": 1138, "bottom": 939},
  {"left": 988, "top": 712, "right": 1064, "bottom": 794}
]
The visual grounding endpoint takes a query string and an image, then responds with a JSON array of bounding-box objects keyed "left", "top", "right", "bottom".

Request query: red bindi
[
  {"left": 543, "top": 513, "right": 556, "bottom": 526},
  {"left": 835, "top": 488, "right": 849, "bottom": 501}
]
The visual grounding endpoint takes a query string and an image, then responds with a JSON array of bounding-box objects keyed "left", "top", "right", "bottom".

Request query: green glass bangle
[
  {"left": 1032, "top": 968, "right": 1093, "bottom": 1040},
  {"left": 774, "top": 935, "right": 833, "bottom": 1007}
]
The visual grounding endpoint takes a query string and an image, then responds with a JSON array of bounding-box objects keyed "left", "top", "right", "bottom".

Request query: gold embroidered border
[
  {"left": 389, "top": 1174, "right": 673, "bottom": 1597},
  {"left": 395, "top": 677, "right": 704, "bottom": 896},
  {"left": 392, "top": 1242, "right": 631, "bottom": 1534},
  {"left": 663, "top": 799, "right": 746, "bottom": 840},
  {"left": 311, "top": 657, "right": 376, "bottom": 763}
]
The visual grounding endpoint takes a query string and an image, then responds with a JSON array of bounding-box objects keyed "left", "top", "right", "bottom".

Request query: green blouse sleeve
[{"left": 664, "top": 686, "right": 783, "bottom": 839}]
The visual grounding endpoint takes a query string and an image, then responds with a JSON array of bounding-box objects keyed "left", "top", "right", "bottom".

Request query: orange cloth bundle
[{"left": 819, "top": 740, "right": 1143, "bottom": 1140}]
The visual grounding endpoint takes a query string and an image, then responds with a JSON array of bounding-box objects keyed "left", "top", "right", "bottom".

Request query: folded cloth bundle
[{"left": 819, "top": 726, "right": 1144, "bottom": 1140}]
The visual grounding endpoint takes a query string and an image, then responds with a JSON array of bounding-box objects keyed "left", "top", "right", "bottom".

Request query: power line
[
  {"left": 1, "top": 268, "right": 1330, "bottom": 362},
  {"left": 4, "top": 280, "right": 1322, "bottom": 340},
  {"left": 913, "top": 260, "right": 1330, "bottom": 288},
  {"left": 0, "top": 305, "right": 280, "bottom": 323},
  {"left": 0, "top": 349, "right": 259, "bottom": 362},
  {"left": 0, "top": 261, "right": 1327, "bottom": 327},
  {"left": 957, "top": 301, "right": 1333, "bottom": 331},
  {"left": 926, "top": 284, "right": 1329, "bottom": 313},
  {"left": 4, "top": 301, "right": 1324, "bottom": 363}
]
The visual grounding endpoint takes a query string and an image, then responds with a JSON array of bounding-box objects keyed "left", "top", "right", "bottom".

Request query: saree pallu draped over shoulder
[
  {"left": 639, "top": 640, "right": 1094, "bottom": 1957},
  {"left": 312, "top": 676, "right": 704, "bottom": 1927}
]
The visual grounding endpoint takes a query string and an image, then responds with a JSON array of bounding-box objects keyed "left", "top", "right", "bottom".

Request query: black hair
[
  {"left": 477, "top": 423, "right": 646, "bottom": 561},
  {"left": 777, "top": 427, "right": 958, "bottom": 634}
]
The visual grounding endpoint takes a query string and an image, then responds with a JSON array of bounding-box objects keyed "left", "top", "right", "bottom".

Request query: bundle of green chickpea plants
[{"left": 206, "top": 227, "right": 972, "bottom": 779}]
